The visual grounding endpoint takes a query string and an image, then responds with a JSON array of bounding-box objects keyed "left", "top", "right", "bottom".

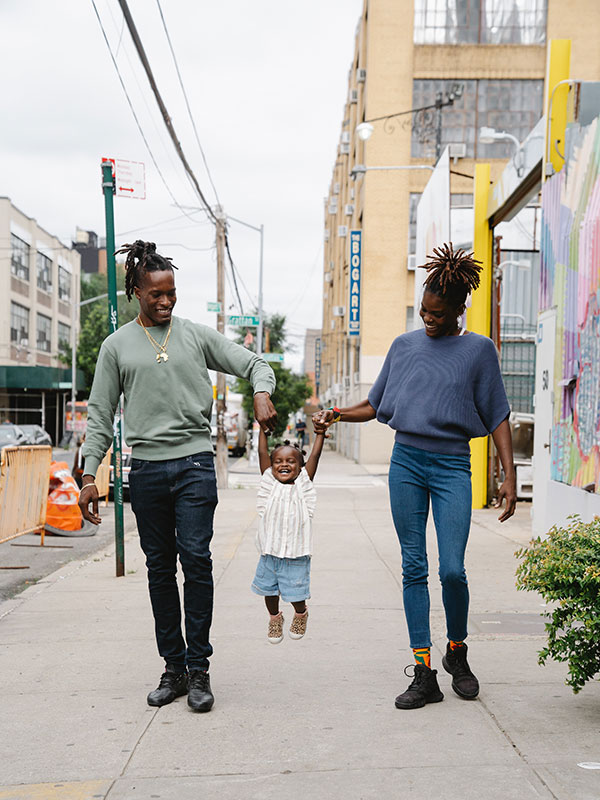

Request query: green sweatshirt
[{"left": 82, "top": 316, "right": 276, "bottom": 476}]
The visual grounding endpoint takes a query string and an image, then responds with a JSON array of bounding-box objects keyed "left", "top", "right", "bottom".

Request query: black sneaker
[
  {"left": 395, "top": 663, "right": 444, "bottom": 709},
  {"left": 187, "top": 670, "right": 214, "bottom": 713},
  {"left": 147, "top": 668, "right": 188, "bottom": 707},
  {"left": 442, "top": 642, "right": 480, "bottom": 699}
]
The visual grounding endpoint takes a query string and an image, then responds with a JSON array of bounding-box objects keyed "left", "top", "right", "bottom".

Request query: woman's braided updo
[
  {"left": 419, "top": 242, "right": 482, "bottom": 308},
  {"left": 115, "top": 240, "right": 178, "bottom": 301}
]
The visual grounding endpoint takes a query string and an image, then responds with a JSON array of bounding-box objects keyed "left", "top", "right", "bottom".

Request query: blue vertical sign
[
  {"left": 314, "top": 337, "right": 321, "bottom": 395},
  {"left": 348, "top": 230, "right": 361, "bottom": 336}
]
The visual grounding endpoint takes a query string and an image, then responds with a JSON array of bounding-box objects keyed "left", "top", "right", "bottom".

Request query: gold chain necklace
[{"left": 138, "top": 314, "right": 173, "bottom": 363}]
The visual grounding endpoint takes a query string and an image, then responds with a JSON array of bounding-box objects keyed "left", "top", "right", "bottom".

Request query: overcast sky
[{"left": 1, "top": 0, "right": 363, "bottom": 369}]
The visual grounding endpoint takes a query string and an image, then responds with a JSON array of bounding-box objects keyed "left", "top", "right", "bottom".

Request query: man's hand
[
  {"left": 79, "top": 475, "right": 102, "bottom": 525},
  {"left": 254, "top": 392, "right": 277, "bottom": 434},
  {"left": 494, "top": 476, "right": 517, "bottom": 522}
]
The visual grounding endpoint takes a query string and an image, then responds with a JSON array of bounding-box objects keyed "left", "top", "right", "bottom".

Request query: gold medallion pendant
[
  {"left": 156, "top": 352, "right": 169, "bottom": 363},
  {"left": 138, "top": 314, "right": 172, "bottom": 365}
]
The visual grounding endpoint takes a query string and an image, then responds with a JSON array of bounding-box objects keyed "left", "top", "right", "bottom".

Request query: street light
[
  {"left": 350, "top": 163, "right": 435, "bottom": 180},
  {"left": 356, "top": 122, "right": 374, "bottom": 141},
  {"left": 479, "top": 126, "right": 521, "bottom": 150}
]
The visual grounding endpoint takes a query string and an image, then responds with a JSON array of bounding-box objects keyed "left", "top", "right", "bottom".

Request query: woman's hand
[
  {"left": 312, "top": 409, "right": 335, "bottom": 434},
  {"left": 495, "top": 475, "right": 517, "bottom": 522}
]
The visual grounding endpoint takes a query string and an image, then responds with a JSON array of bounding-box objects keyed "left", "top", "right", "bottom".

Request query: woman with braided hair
[
  {"left": 79, "top": 240, "right": 277, "bottom": 713},
  {"left": 313, "top": 242, "right": 516, "bottom": 710}
]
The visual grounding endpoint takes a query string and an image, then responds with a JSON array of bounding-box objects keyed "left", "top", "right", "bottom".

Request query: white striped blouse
[{"left": 256, "top": 467, "right": 317, "bottom": 558}]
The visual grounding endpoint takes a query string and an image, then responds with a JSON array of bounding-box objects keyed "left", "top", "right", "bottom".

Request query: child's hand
[{"left": 312, "top": 410, "right": 334, "bottom": 435}]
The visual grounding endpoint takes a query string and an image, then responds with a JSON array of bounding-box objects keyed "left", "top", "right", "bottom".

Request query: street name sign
[
  {"left": 263, "top": 353, "right": 284, "bottom": 363},
  {"left": 227, "top": 315, "right": 260, "bottom": 327},
  {"left": 207, "top": 301, "right": 222, "bottom": 312},
  {"left": 104, "top": 157, "right": 146, "bottom": 199}
]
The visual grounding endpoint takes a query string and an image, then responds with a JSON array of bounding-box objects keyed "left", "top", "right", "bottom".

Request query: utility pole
[
  {"left": 101, "top": 159, "right": 125, "bottom": 577},
  {"left": 214, "top": 207, "right": 228, "bottom": 490}
]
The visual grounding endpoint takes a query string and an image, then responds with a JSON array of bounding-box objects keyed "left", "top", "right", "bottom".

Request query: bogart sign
[{"left": 348, "top": 230, "right": 362, "bottom": 336}]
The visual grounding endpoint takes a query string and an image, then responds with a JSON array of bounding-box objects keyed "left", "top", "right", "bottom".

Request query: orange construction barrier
[{"left": 45, "top": 461, "right": 83, "bottom": 532}]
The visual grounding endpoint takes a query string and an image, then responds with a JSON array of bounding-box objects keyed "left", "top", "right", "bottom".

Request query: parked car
[
  {"left": 0, "top": 423, "right": 27, "bottom": 447},
  {"left": 18, "top": 424, "right": 52, "bottom": 447}
]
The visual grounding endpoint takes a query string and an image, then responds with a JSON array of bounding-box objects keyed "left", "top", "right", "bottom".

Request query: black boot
[
  {"left": 147, "top": 667, "right": 188, "bottom": 707},
  {"left": 395, "top": 663, "right": 444, "bottom": 709},
  {"left": 442, "top": 642, "right": 480, "bottom": 699},
  {"left": 187, "top": 670, "right": 214, "bottom": 713}
]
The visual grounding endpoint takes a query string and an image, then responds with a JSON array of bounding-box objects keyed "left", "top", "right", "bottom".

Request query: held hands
[
  {"left": 494, "top": 475, "right": 517, "bottom": 522},
  {"left": 254, "top": 392, "right": 277, "bottom": 434},
  {"left": 312, "top": 409, "right": 335, "bottom": 436},
  {"left": 78, "top": 476, "right": 102, "bottom": 525}
]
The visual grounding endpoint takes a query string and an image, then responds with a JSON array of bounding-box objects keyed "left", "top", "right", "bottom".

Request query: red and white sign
[{"left": 103, "top": 157, "right": 146, "bottom": 199}]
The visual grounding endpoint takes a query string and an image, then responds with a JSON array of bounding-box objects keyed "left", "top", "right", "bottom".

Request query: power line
[
  {"left": 89, "top": 0, "right": 201, "bottom": 226},
  {"left": 116, "top": 0, "right": 218, "bottom": 225},
  {"left": 224, "top": 235, "right": 244, "bottom": 314},
  {"left": 155, "top": 0, "right": 221, "bottom": 207}
]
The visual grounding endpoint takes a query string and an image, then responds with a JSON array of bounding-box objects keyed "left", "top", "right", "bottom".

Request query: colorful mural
[{"left": 540, "top": 116, "right": 600, "bottom": 492}]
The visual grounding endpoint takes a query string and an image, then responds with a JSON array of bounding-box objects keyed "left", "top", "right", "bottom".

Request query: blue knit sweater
[{"left": 368, "top": 329, "right": 510, "bottom": 456}]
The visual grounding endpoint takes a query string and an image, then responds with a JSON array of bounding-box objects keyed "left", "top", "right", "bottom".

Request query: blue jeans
[
  {"left": 388, "top": 442, "right": 472, "bottom": 649},
  {"left": 128, "top": 451, "right": 218, "bottom": 672}
]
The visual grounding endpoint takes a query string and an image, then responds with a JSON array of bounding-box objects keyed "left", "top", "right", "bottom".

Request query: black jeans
[{"left": 129, "top": 451, "right": 218, "bottom": 672}]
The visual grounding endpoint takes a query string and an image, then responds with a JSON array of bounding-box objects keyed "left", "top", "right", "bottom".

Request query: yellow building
[{"left": 320, "top": 0, "right": 600, "bottom": 465}]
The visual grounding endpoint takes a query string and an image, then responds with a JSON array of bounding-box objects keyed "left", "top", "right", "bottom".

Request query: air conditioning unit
[
  {"left": 448, "top": 142, "right": 467, "bottom": 160},
  {"left": 350, "top": 187, "right": 355, "bottom": 200},
  {"left": 407, "top": 254, "right": 417, "bottom": 271},
  {"left": 324, "top": 271, "right": 332, "bottom": 283},
  {"left": 345, "top": 204, "right": 354, "bottom": 216},
  {"left": 323, "top": 291, "right": 328, "bottom": 300},
  {"left": 328, "top": 202, "right": 338, "bottom": 215},
  {"left": 341, "top": 131, "right": 351, "bottom": 144},
  {"left": 343, "top": 376, "right": 351, "bottom": 390},
  {"left": 324, "top": 229, "right": 330, "bottom": 241},
  {"left": 353, "top": 371, "right": 360, "bottom": 384},
  {"left": 340, "top": 143, "right": 350, "bottom": 155},
  {"left": 333, "top": 383, "right": 342, "bottom": 394},
  {"left": 332, "top": 306, "right": 345, "bottom": 317},
  {"left": 349, "top": 88, "right": 359, "bottom": 104},
  {"left": 356, "top": 68, "right": 367, "bottom": 83},
  {"left": 333, "top": 182, "right": 340, "bottom": 195},
  {"left": 338, "top": 225, "right": 348, "bottom": 237}
]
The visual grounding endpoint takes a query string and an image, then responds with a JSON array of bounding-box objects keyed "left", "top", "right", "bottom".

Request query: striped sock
[
  {"left": 412, "top": 647, "right": 431, "bottom": 668},
  {"left": 449, "top": 640, "right": 465, "bottom": 651}
]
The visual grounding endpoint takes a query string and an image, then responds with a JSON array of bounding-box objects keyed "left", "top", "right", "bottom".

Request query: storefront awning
[{"left": 0, "top": 365, "right": 86, "bottom": 391}]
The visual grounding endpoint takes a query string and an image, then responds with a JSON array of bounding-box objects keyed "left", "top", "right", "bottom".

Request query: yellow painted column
[
  {"left": 467, "top": 163, "right": 492, "bottom": 509},
  {"left": 543, "top": 39, "right": 571, "bottom": 178}
]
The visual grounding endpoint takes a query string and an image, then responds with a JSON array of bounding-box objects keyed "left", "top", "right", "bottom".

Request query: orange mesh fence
[{"left": 0, "top": 446, "right": 52, "bottom": 545}]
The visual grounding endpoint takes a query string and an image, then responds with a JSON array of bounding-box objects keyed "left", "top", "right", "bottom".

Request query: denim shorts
[{"left": 251, "top": 554, "right": 311, "bottom": 602}]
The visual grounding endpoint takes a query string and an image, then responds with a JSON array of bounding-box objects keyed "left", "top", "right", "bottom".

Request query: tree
[
  {"left": 232, "top": 311, "right": 310, "bottom": 439},
  {"left": 235, "top": 364, "right": 312, "bottom": 440}
]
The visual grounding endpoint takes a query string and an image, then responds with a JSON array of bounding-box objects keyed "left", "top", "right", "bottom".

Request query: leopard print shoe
[
  {"left": 267, "top": 612, "right": 284, "bottom": 644},
  {"left": 289, "top": 610, "right": 308, "bottom": 640}
]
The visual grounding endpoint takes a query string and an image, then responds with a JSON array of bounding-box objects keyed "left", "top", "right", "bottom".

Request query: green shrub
[{"left": 515, "top": 515, "right": 600, "bottom": 693}]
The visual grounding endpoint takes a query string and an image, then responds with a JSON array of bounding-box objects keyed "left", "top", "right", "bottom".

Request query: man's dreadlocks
[
  {"left": 419, "top": 242, "right": 482, "bottom": 308},
  {"left": 116, "top": 240, "right": 178, "bottom": 301}
]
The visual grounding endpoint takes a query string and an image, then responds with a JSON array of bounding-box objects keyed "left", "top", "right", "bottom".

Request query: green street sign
[
  {"left": 227, "top": 314, "right": 260, "bottom": 327},
  {"left": 263, "top": 352, "right": 284, "bottom": 363},
  {"left": 207, "top": 301, "right": 222, "bottom": 313}
]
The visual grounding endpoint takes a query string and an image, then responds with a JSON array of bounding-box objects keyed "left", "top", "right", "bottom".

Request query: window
[
  {"left": 408, "top": 193, "right": 422, "bottom": 255},
  {"left": 451, "top": 193, "right": 473, "bottom": 207},
  {"left": 411, "top": 79, "right": 543, "bottom": 159},
  {"left": 36, "top": 314, "right": 52, "bottom": 353},
  {"left": 10, "top": 302, "right": 29, "bottom": 345},
  {"left": 58, "top": 266, "right": 71, "bottom": 301},
  {"left": 11, "top": 233, "right": 30, "bottom": 281},
  {"left": 414, "top": 0, "right": 547, "bottom": 45},
  {"left": 58, "top": 322, "right": 71, "bottom": 356},
  {"left": 37, "top": 251, "right": 53, "bottom": 293}
]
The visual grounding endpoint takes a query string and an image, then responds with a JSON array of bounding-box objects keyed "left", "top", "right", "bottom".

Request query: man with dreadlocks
[
  {"left": 79, "top": 240, "right": 276, "bottom": 713},
  {"left": 313, "top": 242, "right": 516, "bottom": 710}
]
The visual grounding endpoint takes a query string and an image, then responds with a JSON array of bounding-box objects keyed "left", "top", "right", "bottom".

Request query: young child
[{"left": 251, "top": 427, "right": 325, "bottom": 643}]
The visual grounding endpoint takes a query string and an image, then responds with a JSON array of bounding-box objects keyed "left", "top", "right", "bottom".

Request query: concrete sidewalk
[{"left": 1, "top": 452, "right": 599, "bottom": 800}]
